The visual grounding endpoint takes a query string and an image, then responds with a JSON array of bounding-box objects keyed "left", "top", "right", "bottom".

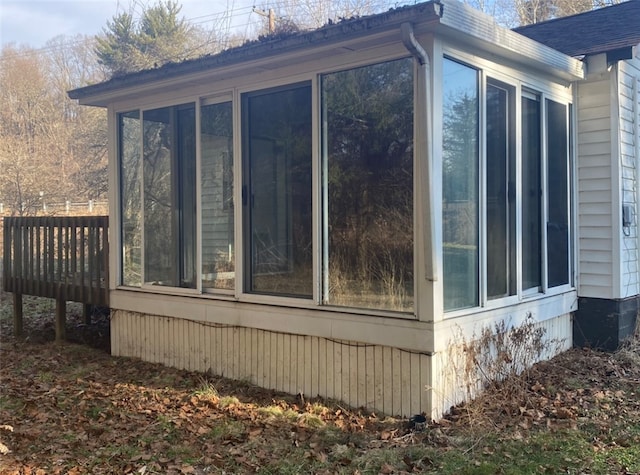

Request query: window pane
[
  {"left": 201, "top": 101, "right": 234, "bottom": 290},
  {"left": 443, "top": 58, "right": 479, "bottom": 311},
  {"left": 243, "top": 84, "right": 313, "bottom": 297},
  {"left": 522, "top": 95, "right": 542, "bottom": 290},
  {"left": 322, "top": 58, "right": 414, "bottom": 312},
  {"left": 119, "top": 110, "right": 141, "bottom": 286},
  {"left": 546, "top": 99, "right": 569, "bottom": 287},
  {"left": 486, "top": 83, "right": 516, "bottom": 299},
  {"left": 143, "top": 104, "right": 196, "bottom": 288}
]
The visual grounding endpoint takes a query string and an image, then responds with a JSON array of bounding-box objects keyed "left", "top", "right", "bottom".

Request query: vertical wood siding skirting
[
  {"left": 111, "top": 310, "right": 432, "bottom": 417},
  {"left": 111, "top": 310, "right": 571, "bottom": 419}
]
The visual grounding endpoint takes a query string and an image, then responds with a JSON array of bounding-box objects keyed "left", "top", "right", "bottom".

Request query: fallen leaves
[{"left": 1, "top": 306, "right": 640, "bottom": 474}]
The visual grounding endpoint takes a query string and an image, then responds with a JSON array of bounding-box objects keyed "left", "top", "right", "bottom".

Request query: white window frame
[
  {"left": 113, "top": 54, "right": 421, "bottom": 320},
  {"left": 443, "top": 50, "right": 575, "bottom": 318}
]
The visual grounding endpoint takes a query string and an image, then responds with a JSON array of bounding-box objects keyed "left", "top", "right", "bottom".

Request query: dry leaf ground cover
[{"left": 1, "top": 292, "right": 640, "bottom": 474}]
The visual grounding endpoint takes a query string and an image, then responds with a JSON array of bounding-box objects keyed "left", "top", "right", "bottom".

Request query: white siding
[
  {"left": 111, "top": 306, "right": 572, "bottom": 420},
  {"left": 111, "top": 309, "right": 432, "bottom": 418},
  {"left": 576, "top": 76, "right": 615, "bottom": 298},
  {"left": 618, "top": 54, "right": 640, "bottom": 298},
  {"left": 430, "top": 313, "right": 572, "bottom": 420}
]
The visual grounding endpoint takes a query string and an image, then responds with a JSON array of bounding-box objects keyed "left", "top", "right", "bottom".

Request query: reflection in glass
[
  {"left": 322, "top": 58, "right": 414, "bottom": 312},
  {"left": 143, "top": 104, "right": 197, "bottom": 288},
  {"left": 546, "top": 99, "right": 569, "bottom": 287},
  {"left": 442, "top": 58, "right": 479, "bottom": 311},
  {"left": 119, "top": 111, "right": 141, "bottom": 286},
  {"left": 486, "top": 83, "right": 516, "bottom": 299},
  {"left": 201, "top": 101, "right": 234, "bottom": 290},
  {"left": 522, "top": 95, "right": 542, "bottom": 291},
  {"left": 243, "top": 84, "right": 313, "bottom": 297}
]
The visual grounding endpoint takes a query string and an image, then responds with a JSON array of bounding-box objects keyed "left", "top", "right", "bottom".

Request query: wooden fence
[{"left": 2, "top": 216, "right": 109, "bottom": 341}]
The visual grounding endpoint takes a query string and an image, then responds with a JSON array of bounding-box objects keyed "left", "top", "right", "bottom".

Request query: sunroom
[{"left": 69, "top": 0, "right": 583, "bottom": 418}]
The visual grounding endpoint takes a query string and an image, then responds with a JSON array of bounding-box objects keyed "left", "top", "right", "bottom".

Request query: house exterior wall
[
  {"left": 573, "top": 50, "right": 640, "bottom": 350},
  {"left": 618, "top": 52, "right": 640, "bottom": 299},
  {"left": 576, "top": 64, "right": 615, "bottom": 299},
  {"left": 576, "top": 53, "right": 640, "bottom": 301},
  {"left": 76, "top": 0, "right": 584, "bottom": 418}
]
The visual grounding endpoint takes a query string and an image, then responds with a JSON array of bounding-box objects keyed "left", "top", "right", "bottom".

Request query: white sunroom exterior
[{"left": 70, "top": 0, "right": 583, "bottom": 418}]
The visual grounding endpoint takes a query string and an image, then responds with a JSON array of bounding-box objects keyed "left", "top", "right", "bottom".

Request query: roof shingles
[{"left": 514, "top": 0, "right": 640, "bottom": 57}]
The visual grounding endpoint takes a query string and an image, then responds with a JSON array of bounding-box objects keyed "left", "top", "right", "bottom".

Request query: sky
[{"left": 0, "top": 0, "right": 258, "bottom": 49}]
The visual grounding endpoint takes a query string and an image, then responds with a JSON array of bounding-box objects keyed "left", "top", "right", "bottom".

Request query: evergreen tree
[{"left": 95, "top": 1, "right": 205, "bottom": 78}]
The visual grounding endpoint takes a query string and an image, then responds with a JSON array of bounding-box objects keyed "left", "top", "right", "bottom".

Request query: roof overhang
[
  {"left": 606, "top": 46, "right": 635, "bottom": 66},
  {"left": 68, "top": 0, "right": 584, "bottom": 107}
]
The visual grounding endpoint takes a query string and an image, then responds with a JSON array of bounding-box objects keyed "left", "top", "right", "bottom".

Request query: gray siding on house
[
  {"left": 576, "top": 76, "right": 615, "bottom": 298},
  {"left": 618, "top": 53, "right": 640, "bottom": 299}
]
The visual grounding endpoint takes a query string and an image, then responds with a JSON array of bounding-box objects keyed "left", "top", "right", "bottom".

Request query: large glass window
[
  {"left": 546, "top": 99, "right": 569, "bottom": 288},
  {"left": 486, "top": 82, "right": 516, "bottom": 300},
  {"left": 242, "top": 84, "right": 313, "bottom": 297},
  {"left": 119, "top": 111, "right": 141, "bottom": 286},
  {"left": 143, "top": 104, "right": 196, "bottom": 288},
  {"left": 522, "top": 94, "right": 542, "bottom": 291},
  {"left": 201, "top": 101, "right": 234, "bottom": 290},
  {"left": 442, "top": 58, "right": 479, "bottom": 311},
  {"left": 442, "top": 57, "right": 572, "bottom": 313},
  {"left": 322, "top": 58, "right": 414, "bottom": 312}
]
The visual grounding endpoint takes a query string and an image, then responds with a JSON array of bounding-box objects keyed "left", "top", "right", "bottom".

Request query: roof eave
[
  {"left": 438, "top": 0, "right": 584, "bottom": 83},
  {"left": 68, "top": 0, "right": 585, "bottom": 107},
  {"left": 68, "top": 1, "right": 445, "bottom": 106}
]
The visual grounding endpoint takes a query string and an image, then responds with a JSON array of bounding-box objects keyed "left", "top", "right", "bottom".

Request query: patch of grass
[
  {"left": 257, "top": 404, "right": 299, "bottom": 421},
  {"left": 165, "top": 444, "right": 200, "bottom": 463},
  {"left": 307, "top": 402, "right": 329, "bottom": 415},
  {"left": 193, "top": 377, "right": 219, "bottom": 401},
  {"left": 207, "top": 420, "right": 246, "bottom": 441},
  {"left": 0, "top": 395, "right": 23, "bottom": 412},
  {"left": 36, "top": 370, "right": 54, "bottom": 383},
  {"left": 84, "top": 404, "right": 105, "bottom": 420},
  {"left": 218, "top": 395, "right": 241, "bottom": 408},
  {"left": 256, "top": 447, "right": 321, "bottom": 475},
  {"left": 297, "top": 412, "right": 326, "bottom": 428}
]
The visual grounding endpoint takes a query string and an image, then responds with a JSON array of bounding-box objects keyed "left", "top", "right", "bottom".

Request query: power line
[{"left": 0, "top": 0, "right": 417, "bottom": 62}]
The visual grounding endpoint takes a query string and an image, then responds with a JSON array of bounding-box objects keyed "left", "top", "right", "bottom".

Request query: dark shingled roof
[{"left": 514, "top": 0, "right": 640, "bottom": 57}]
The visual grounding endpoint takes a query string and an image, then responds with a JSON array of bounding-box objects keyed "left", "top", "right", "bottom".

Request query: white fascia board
[{"left": 436, "top": 0, "right": 584, "bottom": 83}]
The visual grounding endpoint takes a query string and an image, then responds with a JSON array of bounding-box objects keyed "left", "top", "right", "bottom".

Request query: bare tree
[
  {"left": 0, "top": 46, "right": 59, "bottom": 214},
  {"left": 46, "top": 36, "right": 109, "bottom": 200},
  {"left": 0, "top": 39, "right": 108, "bottom": 215},
  {"left": 463, "top": 0, "right": 625, "bottom": 27}
]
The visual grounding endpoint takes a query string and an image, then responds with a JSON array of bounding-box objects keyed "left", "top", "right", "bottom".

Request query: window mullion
[
  {"left": 515, "top": 85, "right": 523, "bottom": 298},
  {"left": 139, "top": 110, "right": 146, "bottom": 287},
  {"left": 195, "top": 101, "right": 202, "bottom": 293},
  {"left": 479, "top": 74, "right": 488, "bottom": 307},
  {"left": 540, "top": 97, "right": 549, "bottom": 293}
]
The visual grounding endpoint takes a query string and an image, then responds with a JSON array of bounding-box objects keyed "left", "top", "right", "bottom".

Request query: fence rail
[{"left": 2, "top": 216, "right": 109, "bottom": 341}]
